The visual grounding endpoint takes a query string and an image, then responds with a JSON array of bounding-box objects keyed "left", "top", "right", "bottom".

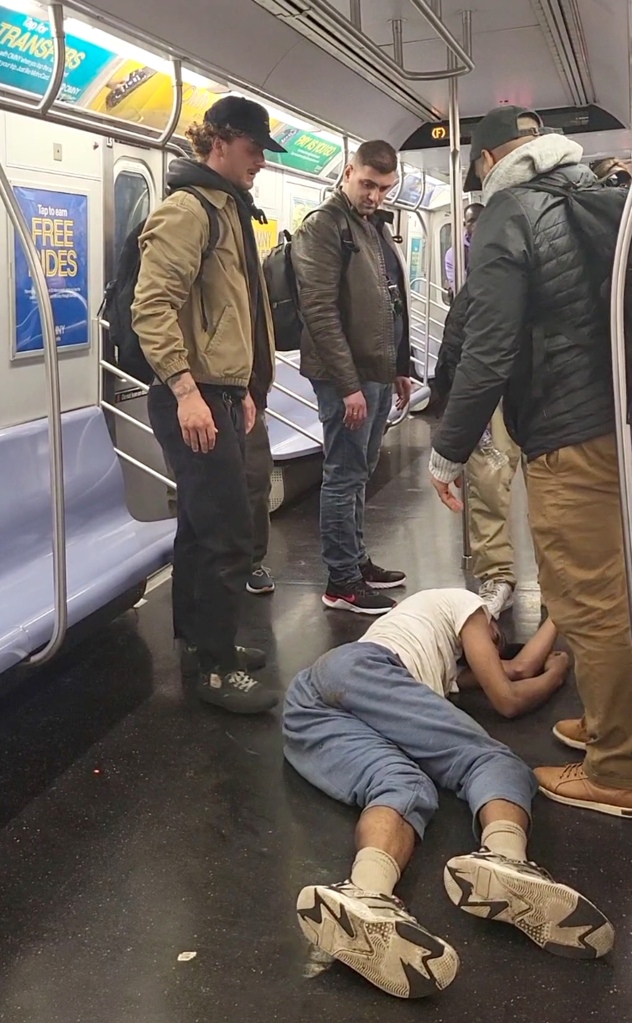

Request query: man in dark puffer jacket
[{"left": 429, "top": 105, "right": 632, "bottom": 818}]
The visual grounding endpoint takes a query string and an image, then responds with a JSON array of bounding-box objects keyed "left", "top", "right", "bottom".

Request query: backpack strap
[
  {"left": 303, "top": 204, "right": 360, "bottom": 272},
  {"left": 171, "top": 185, "right": 220, "bottom": 257}
]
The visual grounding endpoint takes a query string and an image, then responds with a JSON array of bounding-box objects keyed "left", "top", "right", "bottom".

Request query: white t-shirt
[{"left": 359, "top": 588, "right": 488, "bottom": 697}]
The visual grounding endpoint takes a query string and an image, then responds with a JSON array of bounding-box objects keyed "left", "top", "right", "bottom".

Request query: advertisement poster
[
  {"left": 14, "top": 186, "right": 89, "bottom": 356},
  {"left": 409, "top": 237, "right": 424, "bottom": 291},
  {"left": 253, "top": 219, "right": 278, "bottom": 260},
  {"left": 290, "top": 194, "right": 319, "bottom": 232},
  {"left": 85, "top": 60, "right": 227, "bottom": 135},
  {"left": 267, "top": 122, "right": 341, "bottom": 176},
  {"left": 0, "top": 6, "right": 113, "bottom": 104}
]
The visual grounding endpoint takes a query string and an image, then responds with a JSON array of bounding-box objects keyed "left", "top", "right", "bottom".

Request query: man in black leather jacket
[{"left": 429, "top": 105, "right": 632, "bottom": 818}]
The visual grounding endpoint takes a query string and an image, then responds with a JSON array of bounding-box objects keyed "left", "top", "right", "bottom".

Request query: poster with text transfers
[
  {"left": 0, "top": 7, "right": 113, "bottom": 104},
  {"left": 13, "top": 186, "right": 89, "bottom": 357}
]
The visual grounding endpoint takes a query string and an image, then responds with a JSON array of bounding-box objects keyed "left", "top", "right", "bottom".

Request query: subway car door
[{"left": 103, "top": 142, "right": 172, "bottom": 521}]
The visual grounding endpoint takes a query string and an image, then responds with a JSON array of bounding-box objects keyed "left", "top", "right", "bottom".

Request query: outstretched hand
[{"left": 430, "top": 475, "right": 464, "bottom": 513}]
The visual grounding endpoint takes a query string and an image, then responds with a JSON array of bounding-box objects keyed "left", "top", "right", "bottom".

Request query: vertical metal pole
[
  {"left": 392, "top": 19, "right": 404, "bottom": 67},
  {"left": 447, "top": 50, "right": 471, "bottom": 568},
  {"left": 423, "top": 245, "right": 432, "bottom": 385},
  {"left": 0, "top": 161, "right": 68, "bottom": 662},
  {"left": 350, "top": 0, "right": 361, "bottom": 29},
  {"left": 610, "top": 184, "right": 632, "bottom": 613}
]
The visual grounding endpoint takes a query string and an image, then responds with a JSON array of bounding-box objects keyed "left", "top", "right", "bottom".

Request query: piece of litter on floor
[{"left": 177, "top": 952, "right": 197, "bottom": 962}]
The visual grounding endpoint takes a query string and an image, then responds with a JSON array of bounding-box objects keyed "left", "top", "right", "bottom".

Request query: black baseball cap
[
  {"left": 204, "top": 96, "right": 286, "bottom": 153},
  {"left": 464, "top": 105, "right": 543, "bottom": 191}
]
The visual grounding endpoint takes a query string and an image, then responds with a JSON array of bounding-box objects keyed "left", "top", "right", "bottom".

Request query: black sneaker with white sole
[
  {"left": 444, "top": 849, "right": 614, "bottom": 959},
  {"left": 297, "top": 881, "right": 459, "bottom": 999},
  {"left": 322, "top": 580, "right": 397, "bottom": 616},
  {"left": 360, "top": 558, "right": 407, "bottom": 590},
  {"left": 197, "top": 668, "right": 278, "bottom": 715},
  {"left": 180, "top": 642, "right": 267, "bottom": 678}
]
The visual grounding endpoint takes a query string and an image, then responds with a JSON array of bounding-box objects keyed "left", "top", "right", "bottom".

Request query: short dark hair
[
  {"left": 353, "top": 140, "right": 398, "bottom": 175},
  {"left": 465, "top": 202, "right": 484, "bottom": 216}
]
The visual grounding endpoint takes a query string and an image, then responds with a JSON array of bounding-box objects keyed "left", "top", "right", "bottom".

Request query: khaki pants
[
  {"left": 467, "top": 404, "right": 522, "bottom": 584},
  {"left": 526, "top": 433, "right": 632, "bottom": 788}
]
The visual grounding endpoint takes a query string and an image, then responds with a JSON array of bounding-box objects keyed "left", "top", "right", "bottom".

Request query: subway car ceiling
[{"left": 63, "top": 0, "right": 630, "bottom": 157}]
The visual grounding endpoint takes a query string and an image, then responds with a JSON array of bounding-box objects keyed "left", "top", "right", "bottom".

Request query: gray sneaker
[
  {"left": 444, "top": 849, "right": 614, "bottom": 958},
  {"left": 296, "top": 880, "right": 459, "bottom": 999},
  {"left": 246, "top": 567, "right": 275, "bottom": 594},
  {"left": 197, "top": 668, "right": 278, "bottom": 715}
]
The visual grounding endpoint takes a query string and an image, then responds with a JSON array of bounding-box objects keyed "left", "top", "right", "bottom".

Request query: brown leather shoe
[
  {"left": 552, "top": 718, "right": 589, "bottom": 752},
  {"left": 535, "top": 763, "right": 632, "bottom": 818}
]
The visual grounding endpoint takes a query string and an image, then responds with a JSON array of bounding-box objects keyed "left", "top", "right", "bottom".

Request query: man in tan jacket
[{"left": 132, "top": 96, "right": 282, "bottom": 715}]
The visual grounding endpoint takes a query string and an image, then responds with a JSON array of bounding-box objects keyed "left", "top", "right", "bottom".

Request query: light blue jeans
[
  {"left": 283, "top": 642, "right": 537, "bottom": 839},
  {"left": 311, "top": 380, "right": 393, "bottom": 586}
]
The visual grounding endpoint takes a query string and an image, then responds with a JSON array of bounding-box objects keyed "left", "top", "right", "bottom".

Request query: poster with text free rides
[{"left": 13, "top": 187, "right": 89, "bottom": 356}]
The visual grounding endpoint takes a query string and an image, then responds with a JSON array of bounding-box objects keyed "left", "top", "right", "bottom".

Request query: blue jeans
[
  {"left": 283, "top": 642, "right": 537, "bottom": 840},
  {"left": 311, "top": 380, "right": 393, "bottom": 586}
]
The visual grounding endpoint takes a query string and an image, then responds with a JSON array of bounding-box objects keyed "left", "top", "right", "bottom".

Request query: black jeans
[
  {"left": 148, "top": 383, "right": 253, "bottom": 670},
  {"left": 244, "top": 409, "right": 273, "bottom": 571}
]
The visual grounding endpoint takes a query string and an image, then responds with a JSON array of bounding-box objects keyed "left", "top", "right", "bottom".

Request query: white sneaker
[
  {"left": 479, "top": 579, "right": 514, "bottom": 619},
  {"left": 444, "top": 849, "right": 614, "bottom": 958},
  {"left": 296, "top": 881, "right": 460, "bottom": 999}
]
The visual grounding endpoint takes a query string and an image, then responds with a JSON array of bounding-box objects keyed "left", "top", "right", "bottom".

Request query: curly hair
[{"left": 185, "top": 120, "right": 246, "bottom": 160}]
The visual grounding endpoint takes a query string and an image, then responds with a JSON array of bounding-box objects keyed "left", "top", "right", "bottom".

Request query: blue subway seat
[{"left": 0, "top": 406, "right": 175, "bottom": 673}]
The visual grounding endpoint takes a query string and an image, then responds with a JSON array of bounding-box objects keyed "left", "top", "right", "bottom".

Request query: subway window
[{"left": 114, "top": 170, "right": 151, "bottom": 262}]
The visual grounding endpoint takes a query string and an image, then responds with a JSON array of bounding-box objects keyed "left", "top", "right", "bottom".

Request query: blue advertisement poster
[
  {"left": 0, "top": 7, "right": 114, "bottom": 104},
  {"left": 14, "top": 186, "right": 89, "bottom": 356}
]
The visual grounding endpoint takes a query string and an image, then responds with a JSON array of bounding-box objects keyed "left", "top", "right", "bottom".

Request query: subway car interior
[{"left": 0, "top": 0, "right": 630, "bottom": 1019}]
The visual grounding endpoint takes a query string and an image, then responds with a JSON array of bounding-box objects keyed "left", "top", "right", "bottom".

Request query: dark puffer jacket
[{"left": 433, "top": 162, "right": 615, "bottom": 463}]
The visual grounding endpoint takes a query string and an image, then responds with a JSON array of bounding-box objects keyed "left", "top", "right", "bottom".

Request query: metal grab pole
[
  {"left": 36, "top": 3, "right": 65, "bottom": 115},
  {"left": 158, "top": 58, "right": 183, "bottom": 147},
  {"left": 447, "top": 54, "right": 471, "bottom": 569},
  {"left": 610, "top": 185, "right": 632, "bottom": 612},
  {"left": 0, "top": 162, "right": 67, "bottom": 662}
]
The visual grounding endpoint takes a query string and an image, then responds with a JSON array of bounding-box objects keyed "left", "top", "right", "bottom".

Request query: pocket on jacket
[{"left": 203, "top": 304, "right": 236, "bottom": 354}]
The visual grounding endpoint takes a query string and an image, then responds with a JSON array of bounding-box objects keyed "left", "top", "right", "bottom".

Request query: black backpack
[
  {"left": 518, "top": 180, "right": 632, "bottom": 391},
  {"left": 102, "top": 186, "right": 220, "bottom": 384},
  {"left": 262, "top": 206, "right": 358, "bottom": 352}
]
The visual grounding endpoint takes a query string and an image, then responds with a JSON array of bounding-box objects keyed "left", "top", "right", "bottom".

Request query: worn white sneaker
[
  {"left": 444, "top": 849, "right": 614, "bottom": 958},
  {"left": 296, "top": 880, "right": 459, "bottom": 999},
  {"left": 479, "top": 579, "right": 514, "bottom": 619}
]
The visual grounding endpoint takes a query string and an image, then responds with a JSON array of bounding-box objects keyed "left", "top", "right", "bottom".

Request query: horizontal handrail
[
  {"left": 114, "top": 447, "right": 177, "bottom": 490},
  {"left": 100, "top": 357, "right": 151, "bottom": 394},
  {"left": 410, "top": 277, "right": 447, "bottom": 296},
  {"left": 271, "top": 381, "right": 319, "bottom": 411},
  {"left": 274, "top": 351, "right": 301, "bottom": 369},
  {"left": 101, "top": 400, "right": 156, "bottom": 436},
  {"left": 266, "top": 408, "right": 322, "bottom": 445}
]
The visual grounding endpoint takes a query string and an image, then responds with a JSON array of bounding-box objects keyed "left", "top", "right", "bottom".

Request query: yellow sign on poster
[
  {"left": 84, "top": 59, "right": 227, "bottom": 135},
  {"left": 253, "top": 219, "right": 278, "bottom": 260}
]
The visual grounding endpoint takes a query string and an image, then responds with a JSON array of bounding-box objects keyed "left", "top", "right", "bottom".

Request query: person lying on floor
[{"left": 283, "top": 587, "right": 613, "bottom": 1000}]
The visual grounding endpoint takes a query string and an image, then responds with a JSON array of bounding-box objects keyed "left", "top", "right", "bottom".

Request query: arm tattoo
[{"left": 167, "top": 372, "right": 198, "bottom": 399}]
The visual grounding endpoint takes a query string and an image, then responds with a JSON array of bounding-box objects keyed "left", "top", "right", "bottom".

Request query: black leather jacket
[{"left": 433, "top": 162, "right": 615, "bottom": 463}]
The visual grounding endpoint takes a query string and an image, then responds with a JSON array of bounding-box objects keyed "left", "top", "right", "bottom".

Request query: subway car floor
[{"left": 0, "top": 414, "right": 629, "bottom": 1023}]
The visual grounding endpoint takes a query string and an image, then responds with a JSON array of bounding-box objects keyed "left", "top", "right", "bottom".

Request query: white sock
[
  {"left": 350, "top": 847, "right": 401, "bottom": 896},
  {"left": 481, "top": 820, "right": 528, "bottom": 861}
]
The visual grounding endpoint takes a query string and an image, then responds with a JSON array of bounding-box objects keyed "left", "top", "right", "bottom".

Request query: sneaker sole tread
[
  {"left": 296, "top": 885, "right": 459, "bottom": 999},
  {"left": 364, "top": 579, "right": 407, "bottom": 590},
  {"left": 444, "top": 855, "right": 614, "bottom": 959}
]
